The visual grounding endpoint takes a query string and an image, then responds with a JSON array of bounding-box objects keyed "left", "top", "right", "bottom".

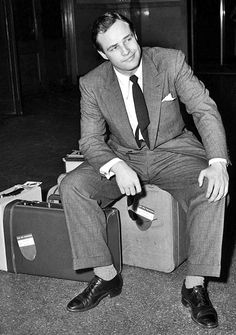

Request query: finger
[
  {"left": 198, "top": 170, "right": 205, "bottom": 187},
  {"left": 213, "top": 185, "right": 224, "bottom": 202},
  {"left": 219, "top": 181, "right": 229, "bottom": 200},
  {"left": 125, "top": 187, "right": 131, "bottom": 196},
  {"left": 130, "top": 185, "right": 137, "bottom": 196},
  {"left": 206, "top": 179, "right": 214, "bottom": 199},
  {"left": 208, "top": 180, "right": 220, "bottom": 202},
  {"left": 135, "top": 181, "right": 142, "bottom": 194},
  {"left": 223, "top": 182, "right": 229, "bottom": 197},
  {"left": 119, "top": 186, "right": 126, "bottom": 195}
]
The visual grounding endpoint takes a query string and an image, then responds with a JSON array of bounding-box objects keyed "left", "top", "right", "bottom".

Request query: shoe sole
[
  {"left": 181, "top": 298, "right": 218, "bottom": 329},
  {"left": 67, "top": 287, "right": 122, "bottom": 313}
]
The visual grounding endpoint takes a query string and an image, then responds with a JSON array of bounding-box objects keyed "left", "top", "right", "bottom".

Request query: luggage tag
[
  {"left": 0, "top": 181, "right": 42, "bottom": 198},
  {"left": 135, "top": 205, "right": 155, "bottom": 221},
  {"left": 0, "top": 187, "right": 25, "bottom": 198},
  {"left": 16, "top": 233, "right": 37, "bottom": 261},
  {"left": 127, "top": 195, "right": 155, "bottom": 231},
  {"left": 22, "top": 181, "right": 42, "bottom": 188}
]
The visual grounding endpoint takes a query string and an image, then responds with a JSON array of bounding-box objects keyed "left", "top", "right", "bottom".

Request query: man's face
[{"left": 97, "top": 20, "right": 141, "bottom": 76}]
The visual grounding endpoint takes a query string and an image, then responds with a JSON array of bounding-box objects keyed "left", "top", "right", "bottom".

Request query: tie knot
[{"left": 130, "top": 75, "right": 138, "bottom": 84}]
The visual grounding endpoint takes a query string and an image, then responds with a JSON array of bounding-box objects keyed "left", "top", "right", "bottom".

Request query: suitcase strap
[{"left": 47, "top": 185, "right": 61, "bottom": 203}]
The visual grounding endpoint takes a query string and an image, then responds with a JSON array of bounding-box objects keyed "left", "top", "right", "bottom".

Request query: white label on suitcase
[
  {"left": 135, "top": 205, "right": 155, "bottom": 221},
  {"left": 17, "top": 234, "right": 35, "bottom": 247},
  {"left": 17, "top": 234, "right": 36, "bottom": 261}
]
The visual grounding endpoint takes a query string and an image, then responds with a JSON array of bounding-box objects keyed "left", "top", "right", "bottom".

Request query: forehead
[{"left": 97, "top": 20, "right": 132, "bottom": 51}]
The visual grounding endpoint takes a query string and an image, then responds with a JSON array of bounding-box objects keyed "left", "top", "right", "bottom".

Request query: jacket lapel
[
  {"left": 102, "top": 64, "right": 137, "bottom": 146},
  {"left": 142, "top": 50, "right": 165, "bottom": 149}
]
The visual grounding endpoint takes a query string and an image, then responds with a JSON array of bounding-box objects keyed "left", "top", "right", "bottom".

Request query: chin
[
  {"left": 116, "top": 58, "right": 140, "bottom": 74},
  {"left": 126, "top": 57, "right": 140, "bottom": 70},
  {"left": 127, "top": 61, "right": 140, "bottom": 72}
]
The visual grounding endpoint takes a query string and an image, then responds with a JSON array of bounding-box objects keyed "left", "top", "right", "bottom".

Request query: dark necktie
[{"left": 130, "top": 75, "right": 150, "bottom": 148}]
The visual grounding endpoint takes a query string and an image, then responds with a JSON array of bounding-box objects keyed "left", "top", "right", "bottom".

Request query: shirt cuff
[
  {"left": 209, "top": 158, "right": 228, "bottom": 166},
  {"left": 99, "top": 158, "right": 123, "bottom": 179}
]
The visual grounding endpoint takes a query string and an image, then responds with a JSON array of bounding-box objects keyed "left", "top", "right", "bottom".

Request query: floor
[{"left": 0, "top": 85, "right": 236, "bottom": 335}]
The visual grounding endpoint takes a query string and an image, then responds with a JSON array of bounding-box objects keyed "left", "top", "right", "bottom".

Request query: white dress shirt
[{"left": 100, "top": 62, "right": 143, "bottom": 178}]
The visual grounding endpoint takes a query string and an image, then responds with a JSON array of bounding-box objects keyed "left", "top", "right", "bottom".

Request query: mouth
[{"left": 124, "top": 53, "right": 135, "bottom": 62}]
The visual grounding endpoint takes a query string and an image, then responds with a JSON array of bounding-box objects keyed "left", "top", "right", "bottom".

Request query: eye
[{"left": 109, "top": 45, "right": 117, "bottom": 52}]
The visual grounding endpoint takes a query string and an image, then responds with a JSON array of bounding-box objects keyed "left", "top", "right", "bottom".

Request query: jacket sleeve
[
  {"left": 174, "top": 50, "right": 229, "bottom": 162},
  {"left": 78, "top": 76, "right": 118, "bottom": 172}
]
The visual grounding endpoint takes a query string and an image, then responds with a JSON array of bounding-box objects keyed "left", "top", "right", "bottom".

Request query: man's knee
[
  {"left": 59, "top": 170, "right": 84, "bottom": 197},
  {"left": 59, "top": 174, "right": 70, "bottom": 197}
]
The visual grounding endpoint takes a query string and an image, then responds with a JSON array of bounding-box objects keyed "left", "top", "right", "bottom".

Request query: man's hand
[
  {"left": 111, "top": 161, "right": 141, "bottom": 196},
  {"left": 198, "top": 162, "right": 229, "bottom": 202}
]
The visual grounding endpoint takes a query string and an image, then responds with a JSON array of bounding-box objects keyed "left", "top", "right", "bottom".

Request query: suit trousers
[{"left": 60, "top": 146, "right": 225, "bottom": 277}]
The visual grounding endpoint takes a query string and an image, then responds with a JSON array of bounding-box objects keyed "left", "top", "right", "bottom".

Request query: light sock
[
  {"left": 94, "top": 264, "right": 117, "bottom": 281},
  {"left": 185, "top": 276, "right": 204, "bottom": 288}
]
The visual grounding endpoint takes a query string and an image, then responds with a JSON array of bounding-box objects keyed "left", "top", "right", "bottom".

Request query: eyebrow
[{"left": 106, "top": 33, "right": 133, "bottom": 52}]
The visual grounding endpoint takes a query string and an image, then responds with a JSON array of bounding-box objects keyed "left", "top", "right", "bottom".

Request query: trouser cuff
[
  {"left": 73, "top": 255, "right": 113, "bottom": 271},
  {"left": 186, "top": 263, "right": 221, "bottom": 278}
]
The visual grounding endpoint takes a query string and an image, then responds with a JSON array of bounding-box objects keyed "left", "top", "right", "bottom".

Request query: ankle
[
  {"left": 185, "top": 276, "right": 204, "bottom": 289},
  {"left": 94, "top": 264, "right": 117, "bottom": 281}
]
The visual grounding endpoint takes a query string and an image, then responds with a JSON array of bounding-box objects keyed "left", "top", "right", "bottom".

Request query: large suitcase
[
  {"left": 3, "top": 200, "right": 122, "bottom": 282},
  {"left": 113, "top": 184, "right": 187, "bottom": 273}
]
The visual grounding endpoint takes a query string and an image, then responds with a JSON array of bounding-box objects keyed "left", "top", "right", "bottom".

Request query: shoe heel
[
  {"left": 181, "top": 297, "right": 189, "bottom": 307},
  {"left": 109, "top": 287, "right": 122, "bottom": 298}
]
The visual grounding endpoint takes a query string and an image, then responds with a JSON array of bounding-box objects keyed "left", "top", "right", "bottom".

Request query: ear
[{"left": 98, "top": 50, "right": 108, "bottom": 60}]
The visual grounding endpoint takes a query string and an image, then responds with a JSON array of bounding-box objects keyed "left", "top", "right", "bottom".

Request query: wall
[{"left": 74, "top": 0, "right": 188, "bottom": 76}]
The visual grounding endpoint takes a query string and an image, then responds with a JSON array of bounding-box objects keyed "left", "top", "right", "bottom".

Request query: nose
[{"left": 120, "top": 44, "right": 130, "bottom": 56}]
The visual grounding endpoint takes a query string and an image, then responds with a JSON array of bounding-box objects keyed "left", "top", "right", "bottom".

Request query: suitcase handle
[
  {"left": 47, "top": 194, "right": 61, "bottom": 203},
  {"left": 16, "top": 200, "right": 62, "bottom": 209}
]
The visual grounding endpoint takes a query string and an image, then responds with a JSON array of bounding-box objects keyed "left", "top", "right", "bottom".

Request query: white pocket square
[{"left": 162, "top": 93, "right": 176, "bottom": 102}]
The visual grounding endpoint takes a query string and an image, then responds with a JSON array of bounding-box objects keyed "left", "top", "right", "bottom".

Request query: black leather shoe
[
  {"left": 67, "top": 274, "right": 123, "bottom": 312},
  {"left": 181, "top": 280, "right": 218, "bottom": 329}
]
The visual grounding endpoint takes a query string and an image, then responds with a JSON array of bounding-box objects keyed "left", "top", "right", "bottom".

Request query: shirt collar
[{"left": 114, "top": 60, "right": 143, "bottom": 98}]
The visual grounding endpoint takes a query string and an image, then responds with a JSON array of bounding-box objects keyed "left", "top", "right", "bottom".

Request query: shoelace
[
  {"left": 81, "top": 277, "right": 103, "bottom": 306},
  {"left": 193, "top": 286, "right": 210, "bottom": 307},
  {"left": 85, "top": 277, "right": 102, "bottom": 295}
]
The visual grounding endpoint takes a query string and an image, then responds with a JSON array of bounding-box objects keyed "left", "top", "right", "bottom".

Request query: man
[{"left": 60, "top": 12, "right": 229, "bottom": 329}]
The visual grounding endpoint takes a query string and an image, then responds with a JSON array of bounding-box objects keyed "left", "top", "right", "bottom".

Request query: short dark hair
[{"left": 91, "top": 12, "right": 135, "bottom": 51}]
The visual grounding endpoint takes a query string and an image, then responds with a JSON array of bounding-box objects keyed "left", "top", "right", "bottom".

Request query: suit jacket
[{"left": 79, "top": 47, "right": 229, "bottom": 173}]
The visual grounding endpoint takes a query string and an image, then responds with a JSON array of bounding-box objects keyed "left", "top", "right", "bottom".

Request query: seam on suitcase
[
  {"left": 176, "top": 201, "right": 180, "bottom": 265},
  {"left": 9, "top": 201, "right": 18, "bottom": 274},
  {"left": 106, "top": 208, "right": 122, "bottom": 273},
  {"left": 113, "top": 208, "right": 122, "bottom": 271}
]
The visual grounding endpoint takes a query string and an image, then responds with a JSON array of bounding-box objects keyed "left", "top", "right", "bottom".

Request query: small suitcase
[
  {"left": 3, "top": 200, "right": 122, "bottom": 282},
  {"left": 62, "top": 150, "right": 84, "bottom": 173},
  {"left": 113, "top": 184, "right": 187, "bottom": 273}
]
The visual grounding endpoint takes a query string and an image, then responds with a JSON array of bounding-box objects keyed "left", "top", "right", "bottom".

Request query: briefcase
[
  {"left": 3, "top": 200, "right": 122, "bottom": 282},
  {"left": 113, "top": 184, "right": 187, "bottom": 273}
]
